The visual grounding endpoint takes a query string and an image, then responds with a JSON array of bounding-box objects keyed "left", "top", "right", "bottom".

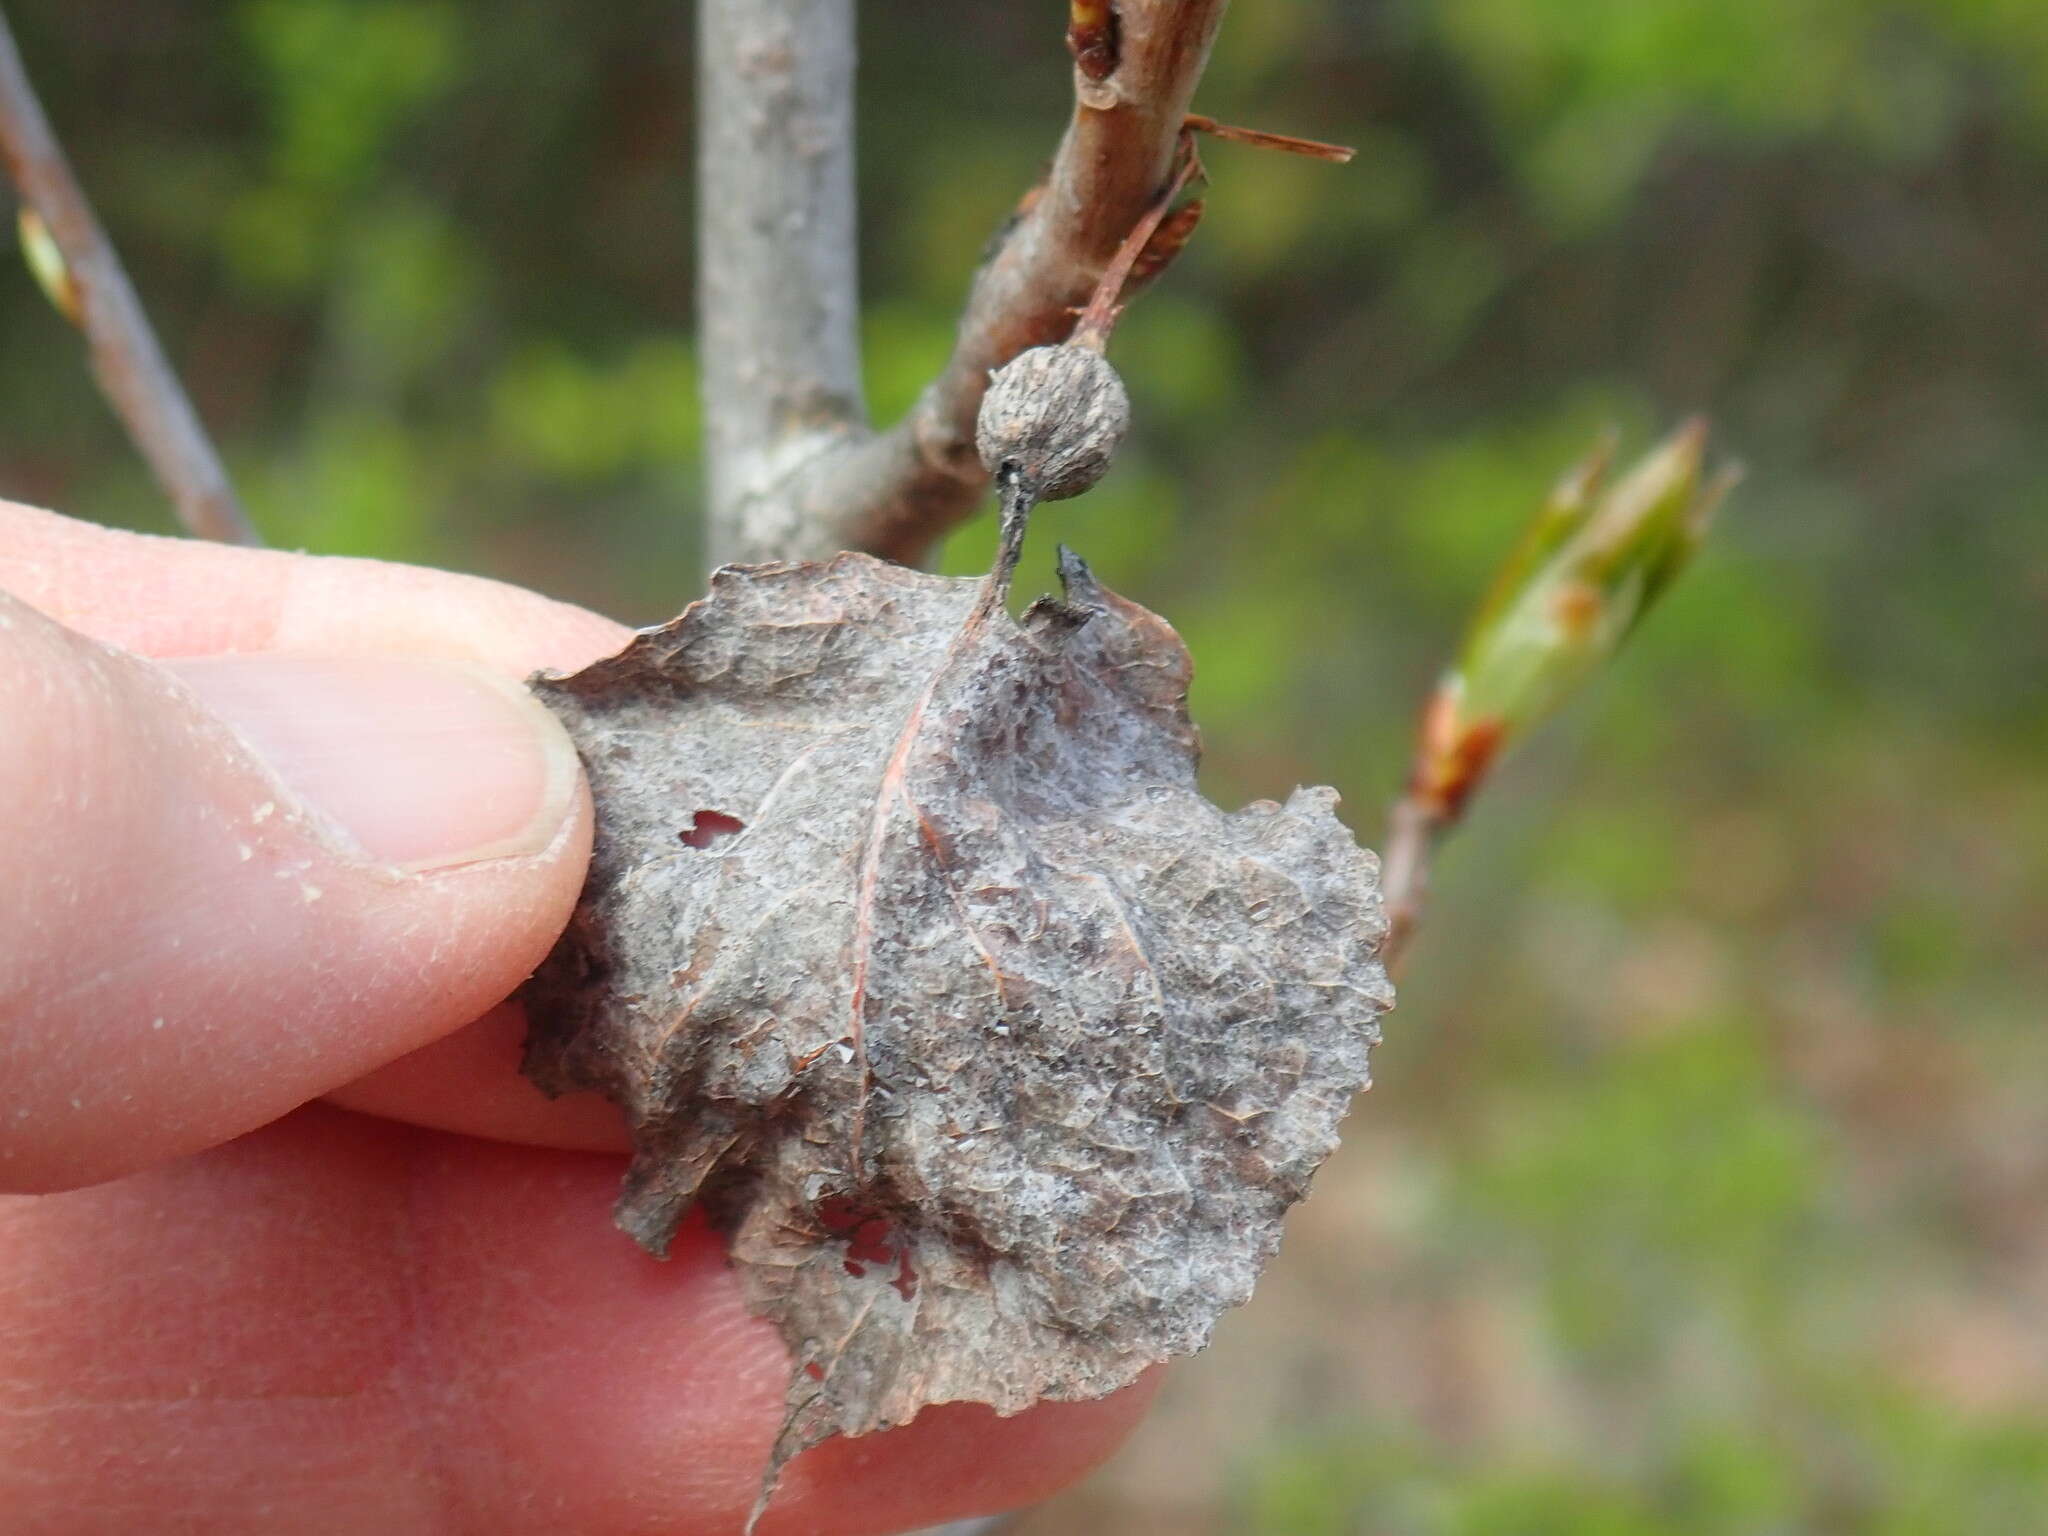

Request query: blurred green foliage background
[{"left": 3, "top": 2, "right": 2045, "bottom": 1531}]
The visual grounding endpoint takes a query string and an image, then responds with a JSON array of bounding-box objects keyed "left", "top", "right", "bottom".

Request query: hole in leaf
[
  {"left": 848, "top": 1218, "right": 894, "bottom": 1268},
  {"left": 679, "top": 809, "right": 745, "bottom": 850},
  {"left": 813, "top": 1197, "right": 919, "bottom": 1302},
  {"left": 815, "top": 1195, "right": 863, "bottom": 1234}
]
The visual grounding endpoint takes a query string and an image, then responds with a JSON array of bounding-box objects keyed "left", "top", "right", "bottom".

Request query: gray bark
[{"left": 698, "top": 0, "right": 867, "bottom": 570}]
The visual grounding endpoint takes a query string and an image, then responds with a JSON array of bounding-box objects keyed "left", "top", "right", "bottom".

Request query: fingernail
[{"left": 168, "top": 655, "right": 581, "bottom": 872}]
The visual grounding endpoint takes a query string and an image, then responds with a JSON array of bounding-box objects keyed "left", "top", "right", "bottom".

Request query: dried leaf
[{"left": 520, "top": 543, "right": 1392, "bottom": 1521}]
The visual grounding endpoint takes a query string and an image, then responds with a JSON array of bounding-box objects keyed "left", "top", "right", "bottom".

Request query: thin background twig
[{"left": 0, "top": 5, "right": 258, "bottom": 545}]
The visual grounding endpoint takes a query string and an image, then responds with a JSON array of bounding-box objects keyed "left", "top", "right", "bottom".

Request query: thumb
[{"left": 1, "top": 592, "right": 591, "bottom": 1192}]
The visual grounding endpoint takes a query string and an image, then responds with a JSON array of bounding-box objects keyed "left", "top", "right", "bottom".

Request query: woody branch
[{"left": 700, "top": 0, "right": 1229, "bottom": 572}]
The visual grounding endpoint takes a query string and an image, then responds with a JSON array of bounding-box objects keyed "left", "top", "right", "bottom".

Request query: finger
[
  {"left": 325, "top": 1001, "right": 634, "bottom": 1154},
  {"left": 0, "top": 594, "right": 594, "bottom": 1191},
  {"left": 0, "top": 498, "right": 629, "bottom": 675},
  {"left": 1, "top": 499, "right": 636, "bottom": 1157},
  {"left": 0, "top": 1107, "right": 1156, "bottom": 1534}
]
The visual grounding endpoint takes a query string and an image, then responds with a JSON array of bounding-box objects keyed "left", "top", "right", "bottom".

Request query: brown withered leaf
[{"left": 520, "top": 538, "right": 1392, "bottom": 1521}]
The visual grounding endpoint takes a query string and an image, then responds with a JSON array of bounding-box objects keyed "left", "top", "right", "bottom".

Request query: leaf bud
[
  {"left": 1411, "top": 419, "right": 1737, "bottom": 821},
  {"left": 17, "top": 208, "right": 81, "bottom": 326}
]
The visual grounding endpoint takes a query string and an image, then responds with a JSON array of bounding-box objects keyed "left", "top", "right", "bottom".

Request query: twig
[
  {"left": 1380, "top": 679, "right": 1507, "bottom": 976},
  {"left": 0, "top": 7, "right": 258, "bottom": 545},
  {"left": 1377, "top": 793, "right": 1444, "bottom": 977},
  {"left": 698, "top": 0, "right": 865, "bottom": 570},
  {"left": 716, "top": 0, "right": 1230, "bottom": 570}
]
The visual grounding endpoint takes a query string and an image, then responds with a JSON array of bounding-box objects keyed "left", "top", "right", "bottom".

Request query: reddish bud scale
[
  {"left": 1067, "top": 0, "right": 1118, "bottom": 81},
  {"left": 1410, "top": 689, "right": 1506, "bottom": 823},
  {"left": 1130, "top": 198, "right": 1206, "bottom": 287}
]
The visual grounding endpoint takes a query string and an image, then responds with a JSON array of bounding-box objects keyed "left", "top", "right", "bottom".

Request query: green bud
[
  {"left": 17, "top": 207, "right": 81, "bottom": 326},
  {"left": 1410, "top": 420, "right": 1736, "bottom": 819}
]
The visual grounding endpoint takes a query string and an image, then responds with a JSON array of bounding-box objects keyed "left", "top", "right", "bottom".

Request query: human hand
[{"left": 0, "top": 502, "right": 1152, "bottom": 1534}]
